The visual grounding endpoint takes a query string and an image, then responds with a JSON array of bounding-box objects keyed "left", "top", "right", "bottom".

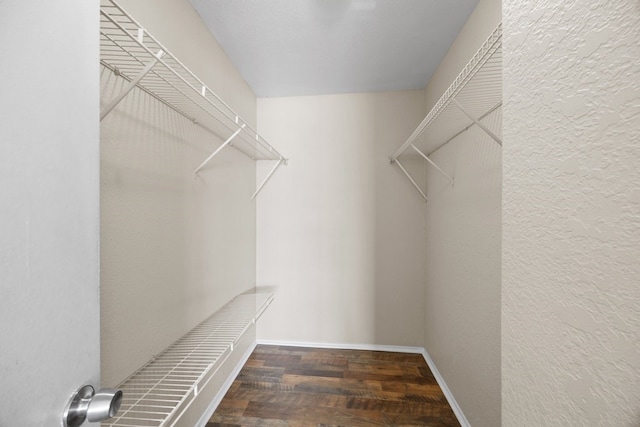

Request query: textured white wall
[
  {"left": 101, "top": 0, "right": 258, "bottom": 391},
  {"left": 256, "top": 91, "right": 427, "bottom": 346},
  {"left": 503, "top": 1, "right": 640, "bottom": 426},
  {"left": 421, "top": 1, "right": 502, "bottom": 426}
]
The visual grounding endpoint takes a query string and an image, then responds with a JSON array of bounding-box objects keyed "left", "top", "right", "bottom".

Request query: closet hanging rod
[
  {"left": 390, "top": 23, "right": 502, "bottom": 162},
  {"left": 100, "top": 50, "right": 164, "bottom": 121},
  {"left": 102, "top": 60, "right": 193, "bottom": 123},
  {"left": 100, "top": 0, "right": 286, "bottom": 164},
  {"left": 411, "top": 145, "right": 454, "bottom": 185},
  {"left": 100, "top": 8, "right": 279, "bottom": 157},
  {"left": 426, "top": 101, "right": 502, "bottom": 157},
  {"left": 102, "top": 60, "right": 274, "bottom": 162},
  {"left": 451, "top": 99, "right": 502, "bottom": 146}
]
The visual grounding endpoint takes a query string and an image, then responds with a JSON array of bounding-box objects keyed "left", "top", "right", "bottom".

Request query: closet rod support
[
  {"left": 411, "top": 144, "right": 454, "bottom": 185},
  {"left": 451, "top": 99, "right": 502, "bottom": 146},
  {"left": 394, "top": 159, "right": 427, "bottom": 201},
  {"left": 100, "top": 50, "right": 164, "bottom": 121},
  {"left": 194, "top": 124, "right": 246, "bottom": 174},
  {"left": 251, "top": 158, "right": 284, "bottom": 200}
]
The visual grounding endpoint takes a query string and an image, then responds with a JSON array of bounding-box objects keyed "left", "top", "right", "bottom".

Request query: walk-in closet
[
  {"left": 95, "top": 0, "right": 503, "bottom": 424},
  {"left": 2, "top": 0, "right": 638, "bottom": 426}
]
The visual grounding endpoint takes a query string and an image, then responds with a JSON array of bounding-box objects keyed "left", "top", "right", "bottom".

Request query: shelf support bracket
[
  {"left": 100, "top": 50, "right": 164, "bottom": 121},
  {"left": 451, "top": 99, "right": 502, "bottom": 146},
  {"left": 251, "top": 158, "right": 284, "bottom": 200},
  {"left": 411, "top": 144, "right": 454, "bottom": 186},
  {"left": 392, "top": 159, "right": 427, "bottom": 201},
  {"left": 194, "top": 124, "right": 246, "bottom": 174}
]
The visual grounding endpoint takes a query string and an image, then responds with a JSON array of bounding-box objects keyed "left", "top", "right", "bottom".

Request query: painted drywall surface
[
  {"left": 420, "top": 0, "right": 503, "bottom": 425},
  {"left": 0, "top": 1, "right": 101, "bottom": 425},
  {"left": 503, "top": 1, "right": 640, "bottom": 426},
  {"left": 425, "top": 0, "right": 502, "bottom": 110},
  {"left": 424, "top": 110, "right": 502, "bottom": 427},
  {"left": 256, "top": 91, "right": 427, "bottom": 346},
  {"left": 101, "top": 0, "right": 258, "bottom": 393}
]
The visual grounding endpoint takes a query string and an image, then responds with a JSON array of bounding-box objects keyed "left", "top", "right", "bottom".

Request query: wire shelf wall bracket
[
  {"left": 395, "top": 159, "right": 427, "bottom": 201},
  {"left": 194, "top": 124, "right": 246, "bottom": 174},
  {"left": 411, "top": 144, "right": 454, "bottom": 186},
  {"left": 389, "top": 23, "right": 502, "bottom": 201},
  {"left": 103, "top": 292, "right": 274, "bottom": 427},
  {"left": 451, "top": 99, "right": 502, "bottom": 146},
  {"left": 100, "top": 0, "right": 287, "bottom": 198},
  {"left": 100, "top": 49, "right": 165, "bottom": 121},
  {"left": 252, "top": 158, "right": 285, "bottom": 200}
]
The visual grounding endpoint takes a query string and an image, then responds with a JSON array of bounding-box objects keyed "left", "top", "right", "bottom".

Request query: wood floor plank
[
  {"left": 282, "top": 373, "right": 383, "bottom": 391},
  {"left": 209, "top": 345, "right": 460, "bottom": 427}
]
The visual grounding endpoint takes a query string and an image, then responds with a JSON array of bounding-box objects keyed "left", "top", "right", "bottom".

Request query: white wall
[
  {"left": 0, "top": 1, "right": 101, "bottom": 425},
  {"left": 100, "top": 0, "right": 258, "bottom": 400},
  {"left": 256, "top": 91, "right": 427, "bottom": 346},
  {"left": 421, "top": 0, "right": 502, "bottom": 426},
  {"left": 503, "top": 1, "right": 640, "bottom": 425}
]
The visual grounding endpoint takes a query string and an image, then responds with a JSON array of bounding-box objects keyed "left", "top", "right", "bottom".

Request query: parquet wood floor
[{"left": 207, "top": 345, "right": 461, "bottom": 427}]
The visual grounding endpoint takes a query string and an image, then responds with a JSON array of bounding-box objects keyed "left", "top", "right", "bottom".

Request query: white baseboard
[
  {"left": 256, "top": 339, "right": 424, "bottom": 354},
  {"left": 195, "top": 340, "right": 257, "bottom": 427},
  {"left": 256, "top": 339, "right": 470, "bottom": 427},
  {"left": 420, "top": 348, "right": 471, "bottom": 427}
]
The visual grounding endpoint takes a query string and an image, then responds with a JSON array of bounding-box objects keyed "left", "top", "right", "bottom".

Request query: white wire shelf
[
  {"left": 100, "top": 0, "right": 286, "bottom": 167},
  {"left": 391, "top": 23, "right": 502, "bottom": 162},
  {"left": 389, "top": 24, "right": 502, "bottom": 200},
  {"left": 103, "top": 292, "right": 274, "bottom": 427}
]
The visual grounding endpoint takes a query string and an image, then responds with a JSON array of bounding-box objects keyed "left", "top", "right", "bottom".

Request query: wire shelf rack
[
  {"left": 103, "top": 292, "right": 274, "bottom": 427},
  {"left": 390, "top": 23, "right": 502, "bottom": 161},
  {"left": 99, "top": 0, "right": 285, "bottom": 164}
]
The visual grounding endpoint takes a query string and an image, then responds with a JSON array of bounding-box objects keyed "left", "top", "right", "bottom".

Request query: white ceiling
[{"left": 189, "top": 0, "right": 478, "bottom": 98}]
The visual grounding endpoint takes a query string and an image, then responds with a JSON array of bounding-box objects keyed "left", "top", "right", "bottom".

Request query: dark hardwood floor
[{"left": 207, "top": 345, "right": 461, "bottom": 427}]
